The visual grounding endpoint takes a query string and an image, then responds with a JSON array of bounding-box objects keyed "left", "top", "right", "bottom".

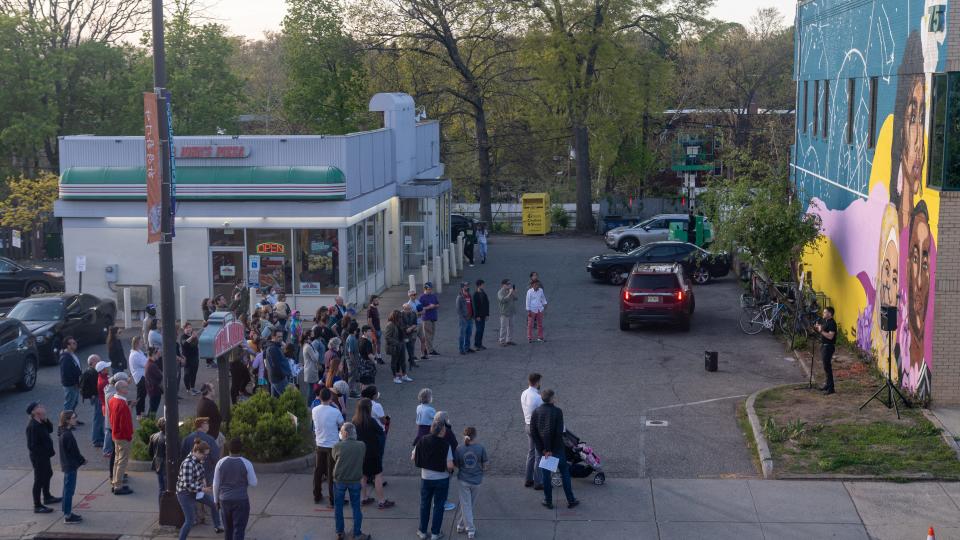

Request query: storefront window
[
  {"left": 246, "top": 229, "right": 292, "bottom": 294},
  {"left": 376, "top": 211, "right": 384, "bottom": 273},
  {"left": 209, "top": 228, "right": 244, "bottom": 247},
  {"left": 347, "top": 225, "right": 356, "bottom": 289},
  {"left": 366, "top": 217, "right": 376, "bottom": 277},
  {"left": 294, "top": 229, "right": 338, "bottom": 295},
  {"left": 355, "top": 223, "right": 366, "bottom": 284}
]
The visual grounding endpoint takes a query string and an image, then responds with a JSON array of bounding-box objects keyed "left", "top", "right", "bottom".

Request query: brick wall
[{"left": 933, "top": 191, "right": 960, "bottom": 405}]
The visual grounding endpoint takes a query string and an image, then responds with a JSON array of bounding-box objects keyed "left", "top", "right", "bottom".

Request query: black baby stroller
[{"left": 551, "top": 430, "right": 605, "bottom": 486}]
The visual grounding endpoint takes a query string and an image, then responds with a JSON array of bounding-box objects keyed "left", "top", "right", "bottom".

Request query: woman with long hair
[
  {"left": 57, "top": 410, "right": 85, "bottom": 524},
  {"left": 301, "top": 329, "right": 321, "bottom": 396},
  {"left": 384, "top": 310, "right": 410, "bottom": 385},
  {"left": 200, "top": 298, "right": 212, "bottom": 322},
  {"left": 106, "top": 327, "right": 126, "bottom": 374},
  {"left": 352, "top": 398, "right": 394, "bottom": 509}
]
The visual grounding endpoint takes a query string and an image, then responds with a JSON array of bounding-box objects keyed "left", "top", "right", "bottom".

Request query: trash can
[{"left": 704, "top": 351, "right": 718, "bottom": 372}]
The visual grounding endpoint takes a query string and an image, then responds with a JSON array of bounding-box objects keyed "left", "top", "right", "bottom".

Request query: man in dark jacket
[
  {"left": 472, "top": 279, "right": 490, "bottom": 350},
  {"left": 26, "top": 401, "right": 60, "bottom": 513},
  {"left": 529, "top": 389, "right": 578, "bottom": 510},
  {"left": 266, "top": 330, "right": 291, "bottom": 396},
  {"left": 59, "top": 337, "right": 83, "bottom": 425}
]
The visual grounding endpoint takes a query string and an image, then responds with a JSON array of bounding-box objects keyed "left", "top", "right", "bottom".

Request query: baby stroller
[{"left": 551, "top": 430, "right": 605, "bottom": 486}]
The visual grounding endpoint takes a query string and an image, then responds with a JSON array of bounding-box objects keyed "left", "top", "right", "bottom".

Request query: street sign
[
  {"left": 214, "top": 321, "right": 245, "bottom": 358},
  {"left": 75, "top": 256, "right": 87, "bottom": 272},
  {"left": 11, "top": 230, "right": 20, "bottom": 248}
]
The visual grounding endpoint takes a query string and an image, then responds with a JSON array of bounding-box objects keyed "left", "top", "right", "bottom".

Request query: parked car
[
  {"left": 0, "top": 318, "right": 39, "bottom": 391},
  {"left": 452, "top": 213, "right": 476, "bottom": 239},
  {"left": 604, "top": 214, "right": 715, "bottom": 252},
  {"left": 0, "top": 257, "right": 65, "bottom": 300},
  {"left": 619, "top": 263, "right": 695, "bottom": 331},
  {"left": 587, "top": 241, "right": 730, "bottom": 285},
  {"left": 1, "top": 293, "right": 116, "bottom": 365}
]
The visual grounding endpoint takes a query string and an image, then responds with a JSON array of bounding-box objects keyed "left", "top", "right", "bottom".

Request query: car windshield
[
  {"left": 627, "top": 246, "right": 650, "bottom": 256},
  {"left": 7, "top": 300, "right": 63, "bottom": 322},
  {"left": 632, "top": 219, "right": 655, "bottom": 229},
  {"left": 627, "top": 274, "right": 679, "bottom": 290}
]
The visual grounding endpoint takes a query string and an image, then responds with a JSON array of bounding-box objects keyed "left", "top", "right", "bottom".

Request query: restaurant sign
[{"left": 175, "top": 145, "right": 250, "bottom": 159}]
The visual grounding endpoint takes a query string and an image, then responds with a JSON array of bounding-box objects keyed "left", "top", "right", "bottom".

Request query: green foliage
[
  {"left": 0, "top": 172, "right": 59, "bottom": 231},
  {"left": 282, "top": 0, "right": 368, "bottom": 134},
  {"left": 229, "top": 387, "right": 312, "bottom": 462},
  {"left": 550, "top": 205, "right": 570, "bottom": 229},
  {"left": 701, "top": 151, "right": 822, "bottom": 282},
  {"left": 132, "top": 416, "right": 159, "bottom": 461}
]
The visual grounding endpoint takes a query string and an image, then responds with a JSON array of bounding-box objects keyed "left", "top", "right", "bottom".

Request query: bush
[
  {"left": 550, "top": 205, "right": 570, "bottom": 229},
  {"left": 229, "top": 386, "right": 312, "bottom": 462},
  {"left": 131, "top": 415, "right": 196, "bottom": 461}
]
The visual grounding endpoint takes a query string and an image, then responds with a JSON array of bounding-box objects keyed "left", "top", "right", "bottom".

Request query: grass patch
[{"left": 736, "top": 401, "right": 761, "bottom": 475}]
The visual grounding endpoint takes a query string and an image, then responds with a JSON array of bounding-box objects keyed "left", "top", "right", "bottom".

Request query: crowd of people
[{"left": 28, "top": 257, "right": 580, "bottom": 539}]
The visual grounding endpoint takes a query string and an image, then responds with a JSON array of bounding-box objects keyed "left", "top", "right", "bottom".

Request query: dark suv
[
  {"left": 0, "top": 319, "right": 38, "bottom": 392},
  {"left": 3, "top": 293, "right": 116, "bottom": 364},
  {"left": 0, "top": 257, "right": 65, "bottom": 300},
  {"left": 619, "top": 263, "right": 695, "bottom": 331}
]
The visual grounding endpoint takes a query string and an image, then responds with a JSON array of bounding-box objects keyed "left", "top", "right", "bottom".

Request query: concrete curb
[
  {"left": 921, "top": 408, "right": 960, "bottom": 462},
  {"left": 128, "top": 452, "right": 314, "bottom": 474},
  {"left": 745, "top": 387, "right": 778, "bottom": 479}
]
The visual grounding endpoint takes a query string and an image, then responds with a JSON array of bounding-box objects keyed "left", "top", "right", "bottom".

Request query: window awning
[{"left": 59, "top": 166, "right": 346, "bottom": 201}]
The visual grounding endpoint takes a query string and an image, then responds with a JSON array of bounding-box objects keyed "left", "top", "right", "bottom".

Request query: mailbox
[{"left": 199, "top": 311, "right": 243, "bottom": 359}]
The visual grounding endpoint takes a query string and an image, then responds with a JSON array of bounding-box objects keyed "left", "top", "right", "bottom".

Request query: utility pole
[{"left": 149, "top": 0, "right": 182, "bottom": 526}]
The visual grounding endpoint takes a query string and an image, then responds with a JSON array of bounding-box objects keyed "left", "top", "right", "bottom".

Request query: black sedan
[
  {"left": 0, "top": 318, "right": 38, "bottom": 391},
  {"left": 0, "top": 257, "right": 65, "bottom": 300},
  {"left": 587, "top": 241, "right": 731, "bottom": 286},
  {"left": 2, "top": 293, "right": 117, "bottom": 364}
]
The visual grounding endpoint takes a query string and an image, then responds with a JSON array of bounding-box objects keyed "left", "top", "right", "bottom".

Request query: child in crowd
[{"left": 414, "top": 388, "right": 435, "bottom": 444}]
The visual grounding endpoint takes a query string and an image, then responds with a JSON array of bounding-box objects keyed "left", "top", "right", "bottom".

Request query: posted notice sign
[{"left": 75, "top": 256, "right": 87, "bottom": 273}]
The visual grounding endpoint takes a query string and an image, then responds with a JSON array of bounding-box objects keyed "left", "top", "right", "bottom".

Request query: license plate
[{"left": 645, "top": 296, "right": 661, "bottom": 303}]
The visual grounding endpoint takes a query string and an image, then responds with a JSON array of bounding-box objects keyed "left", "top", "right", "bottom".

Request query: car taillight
[
  {"left": 623, "top": 289, "right": 631, "bottom": 301},
  {"left": 676, "top": 290, "right": 683, "bottom": 301}
]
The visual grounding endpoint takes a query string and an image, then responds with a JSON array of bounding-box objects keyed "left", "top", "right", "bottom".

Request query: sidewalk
[{"left": 3, "top": 469, "right": 959, "bottom": 540}]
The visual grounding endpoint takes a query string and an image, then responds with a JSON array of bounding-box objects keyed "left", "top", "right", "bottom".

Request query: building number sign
[{"left": 256, "top": 242, "right": 285, "bottom": 254}]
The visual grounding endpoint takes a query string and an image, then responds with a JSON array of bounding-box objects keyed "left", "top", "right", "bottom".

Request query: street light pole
[{"left": 150, "top": 0, "right": 182, "bottom": 526}]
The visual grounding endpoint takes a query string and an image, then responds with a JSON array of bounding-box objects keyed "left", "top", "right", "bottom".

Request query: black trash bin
[{"left": 704, "top": 351, "right": 718, "bottom": 372}]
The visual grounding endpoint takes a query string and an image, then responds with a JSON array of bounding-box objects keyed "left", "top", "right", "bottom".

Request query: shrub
[
  {"left": 131, "top": 415, "right": 196, "bottom": 461},
  {"left": 550, "top": 205, "right": 570, "bottom": 229},
  {"left": 229, "top": 386, "right": 312, "bottom": 462}
]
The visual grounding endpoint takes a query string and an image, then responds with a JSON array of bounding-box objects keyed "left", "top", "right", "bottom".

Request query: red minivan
[{"left": 619, "top": 263, "right": 695, "bottom": 331}]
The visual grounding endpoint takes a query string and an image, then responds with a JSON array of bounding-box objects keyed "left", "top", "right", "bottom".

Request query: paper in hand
[
  {"left": 195, "top": 491, "right": 204, "bottom": 500},
  {"left": 539, "top": 456, "right": 560, "bottom": 472}
]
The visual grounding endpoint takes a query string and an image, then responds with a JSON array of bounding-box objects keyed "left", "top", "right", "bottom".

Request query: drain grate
[{"left": 645, "top": 420, "right": 669, "bottom": 427}]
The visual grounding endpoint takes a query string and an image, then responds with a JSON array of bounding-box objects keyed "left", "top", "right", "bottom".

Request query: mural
[{"left": 794, "top": 1, "right": 945, "bottom": 400}]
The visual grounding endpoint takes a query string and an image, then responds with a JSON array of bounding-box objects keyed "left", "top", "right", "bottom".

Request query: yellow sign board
[{"left": 522, "top": 193, "right": 551, "bottom": 235}]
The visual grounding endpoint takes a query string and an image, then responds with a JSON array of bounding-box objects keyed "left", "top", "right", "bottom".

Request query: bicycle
[{"left": 739, "top": 300, "right": 793, "bottom": 335}]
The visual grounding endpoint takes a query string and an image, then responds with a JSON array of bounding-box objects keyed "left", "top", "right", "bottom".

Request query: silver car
[{"left": 605, "top": 214, "right": 692, "bottom": 252}]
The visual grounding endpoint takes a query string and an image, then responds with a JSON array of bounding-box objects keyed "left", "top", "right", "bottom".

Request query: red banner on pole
[
  {"left": 144, "top": 92, "right": 162, "bottom": 244},
  {"left": 214, "top": 321, "right": 246, "bottom": 358}
]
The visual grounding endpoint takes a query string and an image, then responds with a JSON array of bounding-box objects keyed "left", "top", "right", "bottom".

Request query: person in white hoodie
[{"left": 525, "top": 280, "right": 547, "bottom": 343}]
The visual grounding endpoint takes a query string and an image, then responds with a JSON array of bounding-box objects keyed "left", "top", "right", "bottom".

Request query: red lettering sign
[
  {"left": 213, "top": 321, "right": 246, "bottom": 358},
  {"left": 216, "top": 146, "right": 245, "bottom": 158},
  {"left": 176, "top": 145, "right": 248, "bottom": 159}
]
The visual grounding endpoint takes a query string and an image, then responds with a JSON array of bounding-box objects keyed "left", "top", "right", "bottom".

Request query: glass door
[
  {"left": 401, "top": 222, "right": 426, "bottom": 273},
  {"left": 210, "top": 248, "right": 245, "bottom": 301}
]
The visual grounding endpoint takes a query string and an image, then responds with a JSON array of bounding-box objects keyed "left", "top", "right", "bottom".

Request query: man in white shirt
[
  {"left": 520, "top": 372, "right": 544, "bottom": 489},
  {"left": 525, "top": 279, "right": 548, "bottom": 343},
  {"left": 312, "top": 387, "right": 344, "bottom": 507}
]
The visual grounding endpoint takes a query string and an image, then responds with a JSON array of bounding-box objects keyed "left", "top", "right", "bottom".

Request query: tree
[
  {"left": 0, "top": 171, "right": 59, "bottom": 257},
  {"left": 282, "top": 0, "right": 368, "bottom": 134},
  {"left": 357, "top": 0, "right": 525, "bottom": 225},
  {"left": 516, "top": 0, "right": 712, "bottom": 232},
  {"left": 700, "top": 151, "right": 822, "bottom": 282},
  {"left": 232, "top": 32, "right": 291, "bottom": 134}
]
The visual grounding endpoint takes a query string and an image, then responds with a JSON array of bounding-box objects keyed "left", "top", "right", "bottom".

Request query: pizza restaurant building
[{"left": 53, "top": 93, "right": 451, "bottom": 321}]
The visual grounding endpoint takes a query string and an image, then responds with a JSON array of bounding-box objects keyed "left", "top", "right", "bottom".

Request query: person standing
[
  {"left": 464, "top": 233, "right": 475, "bottom": 267},
  {"left": 455, "top": 427, "right": 488, "bottom": 539},
  {"left": 195, "top": 383, "right": 223, "bottom": 442},
  {"left": 525, "top": 280, "right": 548, "bottom": 343},
  {"left": 401, "top": 300, "right": 420, "bottom": 369},
  {"left": 141, "top": 304, "right": 157, "bottom": 346},
  {"left": 412, "top": 418, "right": 454, "bottom": 540},
  {"left": 128, "top": 336, "right": 148, "bottom": 418},
  {"left": 530, "top": 389, "right": 578, "bottom": 510},
  {"left": 367, "top": 295, "right": 383, "bottom": 364},
  {"left": 266, "top": 330, "right": 291, "bottom": 397},
  {"left": 106, "top": 327, "right": 126, "bottom": 375},
  {"left": 324, "top": 337, "right": 345, "bottom": 389},
  {"left": 521, "top": 373, "right": 544, "bottom": 489},
  {"left": 148, "top": 417, "right": 167, "bottom": 499},
  {"left": 57, "top": 410, "right": 86, "bottom": 524},
  {"left": 385, "top": 311, "right": 410, "bottom": 384},
  {"left": 144, "top": 348, "right": 164, "bottom": 417},
  {"left": 176, "top": 439, "right": 224, "bottom": 540},
  {"left": 59, "top": 337, "right": 83, "bottom": 423},
  {"left": 497, "top": 279, "right": 519, "bottom": 346},
  {"left": 80, "top": 356, "right": 105, "bottom": 447},
  {"left": 353, "top": 398, "right": 393, "bottom": 509},
  {"left": 476, "top": 223, "right": 489, "bottom": 264},
  {"left": 147, "top": 319, "right": 163, "bottom": 351},
  {"left": 312, "top": 388, "right": 344, "bottom": 506},
  {"left": 102, "top": 372, "right": 128, "bottom": 486},
  {"left": 302, "top": 330, "right": 321, "bottom": 395},
  {"left": 180, "top": 323, "right": 201, "bottom": 396},
  {"left": 180, "top": 418, "right": 220, "bottom": 487},
  {"left": 687, "top": 211, "right": 697, "bottom": 245},
  {"left": 419, "top": 283, "right": 440, "bottom": 356},
  {"left": 457, "top": 282, "right": 475, "bottom": 355},
  {"left": 356, "top": 326, "right": 378, "bottom": 389},
  {"left": 472, "top": 279, "right": 490, "bottom": 350},
  {"left": 108, "top": 380, "right": 134, "bottom": 495},
  {"left": 26, "top": 402, "right": 60, "bottom": 514},
  {"left": 332, "top": 423, "right": 370, "bottom": 540},
  {"left": 213, "top": 438, "right": 258, "bottom": 540},
  {"left": 815, "top": 307, "right": 838, "bottom": 395}
]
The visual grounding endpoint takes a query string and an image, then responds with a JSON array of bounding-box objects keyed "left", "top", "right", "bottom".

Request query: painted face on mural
[
  {"left": 901, "top": 77, "right": 926, "bottom": 200},
  {"left": 879, "top": 238, "right": 899, "bottom": 308},
  {"left": 908, "top": 212, "right": 931, "bottom": 339}
]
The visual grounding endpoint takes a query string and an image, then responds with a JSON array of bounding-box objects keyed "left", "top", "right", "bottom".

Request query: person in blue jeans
[
  {"left": 412, "top": 418, "right": 454, "bottom": 540},
  {"left": 175, "top": 439, "right": 223, "bottom": 540},
  {"left": 57, "top": 410, "right": 85, "bottom": 524},
  {"left": 331, "top": 422, "right": 370, "bottom": 540},
  {"left": 530, "top": 389, "right": 579, "bottom": 510},
  {"left": 456, "top": 283, "right": 475, "bottom": 355}
]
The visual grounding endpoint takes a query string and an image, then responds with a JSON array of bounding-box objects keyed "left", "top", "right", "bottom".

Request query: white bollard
[
  {"left": 457, "top": 234, "right": 465, "bottom": 271},
  {"left": 450, "top": 243, "right": 458, "bottom": 275},
  {"left": 433, "top": 256, "right": 443, "bottom": 293},
  {"left": 408, "top": 274, "right": 416, "bottom": 292},
  {"left": 421, "top": 264, "right": 429, "bottom": 289},
  {"left": 338, "top": 286, "right": 346, "bottom": 299},
  {"left": 178, "top": 285, "right": 187, "bottom": 325},
  {"left": 442, "top": 249, "right": 450, "bottom": 284},
  {"left": 123, "top": 287, "right": 132, "bottom": 329},
  {"left": 248, "top": 287, "right": 257, "bottom": 315}
]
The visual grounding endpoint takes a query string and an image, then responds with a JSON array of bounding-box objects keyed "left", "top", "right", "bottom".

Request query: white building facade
[{"left": 54, "top": 93, "right": 451, "bottom": 321}]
